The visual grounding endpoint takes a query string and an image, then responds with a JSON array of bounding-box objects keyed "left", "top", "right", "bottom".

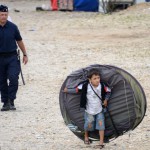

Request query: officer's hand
[
  {"left": 103, "top": 100, "right": 108, "bottom": 107},
  {"left": 23, "top": 56, "right": 28, "bottom": 65}
]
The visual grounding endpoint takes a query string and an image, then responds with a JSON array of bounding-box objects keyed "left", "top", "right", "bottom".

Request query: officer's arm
[
  {"left": 17, "top": 40, "right": 26, "bottom": 55},
  {"left": 17, "top": 40, "right": 28, "bottom": 65}
]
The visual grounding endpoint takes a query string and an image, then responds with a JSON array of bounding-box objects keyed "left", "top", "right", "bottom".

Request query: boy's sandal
[
  {"left": 84, "top": 139, "right": 90, "bottom": 145},
  {"left": 99, "top": 145, "right": 105, "bottom": 149}
]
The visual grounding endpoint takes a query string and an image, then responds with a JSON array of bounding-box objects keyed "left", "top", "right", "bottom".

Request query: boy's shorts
[{"left": 84, "top": 111, "right": 105, "bottom": 131}]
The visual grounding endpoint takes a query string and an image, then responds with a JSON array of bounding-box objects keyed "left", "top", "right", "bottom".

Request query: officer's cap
[{"left": 0, "top": 5, "right": 8, "bottom": 12}]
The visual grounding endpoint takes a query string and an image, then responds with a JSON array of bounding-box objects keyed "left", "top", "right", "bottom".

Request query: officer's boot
[
  {"left": 9, "top": 100, "right": 16, "bottom": 110},
  {"left": 1, "top": 101, "right": 10, "bottom": 111}
]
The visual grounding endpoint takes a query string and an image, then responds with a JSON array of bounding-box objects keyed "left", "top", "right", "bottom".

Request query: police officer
[{"left": 0, "top": 5, "right": 28, "bottom": 111}]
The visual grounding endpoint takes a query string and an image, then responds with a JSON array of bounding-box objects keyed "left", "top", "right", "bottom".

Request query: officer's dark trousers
[{"left": 0, "top": 55, "right": 20, "bottom": 103}]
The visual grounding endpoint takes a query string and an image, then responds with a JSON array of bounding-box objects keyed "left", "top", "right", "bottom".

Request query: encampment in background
[{"left": 50, "top": 0, "right": 150, "bottom": 13}]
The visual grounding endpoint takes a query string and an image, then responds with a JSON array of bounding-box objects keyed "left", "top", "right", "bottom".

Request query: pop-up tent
[{"left": 59, "top": 64, "right": 147, "bottom": 142}]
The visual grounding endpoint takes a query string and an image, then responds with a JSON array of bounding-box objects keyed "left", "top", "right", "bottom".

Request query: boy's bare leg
[
  {"left": 99, "top": 130, "right": 104, "bottom": 145},
  {"left": 84, "top": 131, "right": 90, "bottom": 144},
  {"left": 85, "top": 131, "right": 89, "bottom": 140}
]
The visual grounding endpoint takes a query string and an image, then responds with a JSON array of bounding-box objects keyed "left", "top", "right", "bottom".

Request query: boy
[{"left": 64, "top": 68, "right": 111, "bottom": 149}]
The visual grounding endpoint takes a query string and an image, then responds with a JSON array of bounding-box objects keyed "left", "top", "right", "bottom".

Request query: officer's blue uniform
[{"left": 0, "top": 20, "right": 22, "bottom": 104}]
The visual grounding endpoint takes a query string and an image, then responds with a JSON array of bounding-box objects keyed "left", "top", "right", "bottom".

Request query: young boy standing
[{"left": 64, "top": 68, "right": 111, "bottom": 149}]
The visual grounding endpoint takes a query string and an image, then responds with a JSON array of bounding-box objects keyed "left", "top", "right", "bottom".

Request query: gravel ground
[{"left": 0, "top": 0, "right": 150, "bottom": 150}]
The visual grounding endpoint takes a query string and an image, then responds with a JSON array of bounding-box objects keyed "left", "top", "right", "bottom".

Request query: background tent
[
  {"left": 74, "top": 0, "right": 99, "bottom": 12},
  {"left": 51, "top": 0, "right": 58, "bottom": 10},
  {"left": 59, "top": 64, "right": 147, "bottom": 142},
  {"left": 58, "top": 0, "right": 74, "bottom": 11}
]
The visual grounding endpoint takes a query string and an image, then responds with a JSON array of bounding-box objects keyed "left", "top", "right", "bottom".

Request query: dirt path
[{"left": 0, "top": 0, "right": 150, "bottom": 150}]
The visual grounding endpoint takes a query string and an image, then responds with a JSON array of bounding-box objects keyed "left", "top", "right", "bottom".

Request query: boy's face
[{"left": 89, "top": 74, "right": 100, "bottom": 87}]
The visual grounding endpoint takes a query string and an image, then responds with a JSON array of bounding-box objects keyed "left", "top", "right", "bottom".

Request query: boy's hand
[
  {"left": 63, "top": 87, "right": 68, "bottom": 93},
  {"left": 103, "top": 100, "right": 108, "bottom": 107}
]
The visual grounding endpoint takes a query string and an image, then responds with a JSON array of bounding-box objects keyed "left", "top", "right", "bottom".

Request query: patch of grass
[{"left": 120, "top": 14, "right": 150, "bottom": 24}]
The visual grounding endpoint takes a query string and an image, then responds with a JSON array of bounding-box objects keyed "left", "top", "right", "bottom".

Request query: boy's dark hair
[{"left": 87, "top": 68, "right": 100, "bottom": 79}]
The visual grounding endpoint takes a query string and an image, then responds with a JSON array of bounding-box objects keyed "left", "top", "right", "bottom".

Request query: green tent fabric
[{"left": 59, "top": 64, "right": 147, "bottom": 142}]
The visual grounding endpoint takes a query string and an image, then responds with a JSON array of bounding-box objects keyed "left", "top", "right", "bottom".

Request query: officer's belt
[{"left": 0, "top": 51, "right": 17, "bottom": 57}]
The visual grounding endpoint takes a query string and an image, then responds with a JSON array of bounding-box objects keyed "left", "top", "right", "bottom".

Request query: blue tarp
[{"left": 74, "top": 0, "right": 99, "bottom": 12}]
